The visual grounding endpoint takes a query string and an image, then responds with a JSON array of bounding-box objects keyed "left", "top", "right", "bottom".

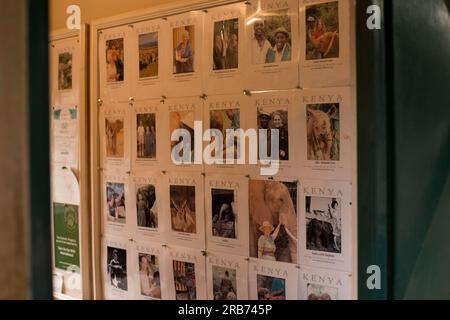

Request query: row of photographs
[
  {"left": 52, "top": 0, "right": 353, "bottom": 104},
  {"left": 100, "top": 88, "right": 355, "bottom": 180},
  {"left": 103, "top": 171, "right": 352, "bottom": 272},
  {"left": 104, "top": 238, "right": 352, "bottom": 300}
]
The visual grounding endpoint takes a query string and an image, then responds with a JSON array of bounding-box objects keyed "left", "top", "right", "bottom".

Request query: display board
[
  {"left": 91, "top": 0, "right": 357, "bottom": 300},
  {"left": 49, "top": 26, "right": 91, "bottom": 300}
]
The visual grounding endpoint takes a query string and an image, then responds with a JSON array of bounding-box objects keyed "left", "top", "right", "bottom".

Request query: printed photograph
[
  {"left": 107, "top": 246, "right": 127, "bottom": 291},
  {"left": 173, "top": 260, "right": 196, "bottom": 300},
  {"left": 106, "top": 38, "right": 124, "bottom": 82},
  {"left": 106, "top": 182, "right": 126, "bottom": 224},
  {"left": 250, "top": 10, "right": 292, "bottom": 65},
  {"left": 173, "top": 25, "right": 195, "bottom": 74},
  {"left": 136, "top": 113, "right": 156, "bottom": 159},
  {"left": 209, "top": 109, "right": 240, "bottom": 160},
  {"left": 257, "top": 275, "right": 286, "bottom": 300},
  {"left": 212, "top": 266, "right": 237, "bottom": 300},
  {"left": 307, "top": 104, "right": 340, "bottom": 161},
  {"left": 213, "top": 18, "right": 239, "bottom": 70},
  {"left": 307, "top": 283, "right": 338, "bottom": 300},
  {"left": 58, "top": 52, "right": 72, "bottom": 90},
  {"left": 257, "top": 107, "right": 289, "bottom": 161},
  {"left": 170, "top": 111, "right": 195, "bottom": 163},
  {"left": 170, "top": 185, "right": 196, "bottom": 234},
  {"left": 306, "top": 1, "right": 339, "bottom": 60},
  {"left": 249, "top": 180, "right": 298, "bottom": 263},
  {"left": 105, "top": 117, "right": 125, "bottom": 158},
  {"left": 136, "top": 184, "right": 157, "bottom": 229},
  {"left": 211, "top": 189, "right": 236, "bottom": 239},
  {"left": 306, "top": 196, "right": 342, "bottom": 253},
  {"left": 139, "top": 32, "right": 159, "bottom": 78},
  {"left": 138, "top": 253, "right": 161, "bottom": 299}
]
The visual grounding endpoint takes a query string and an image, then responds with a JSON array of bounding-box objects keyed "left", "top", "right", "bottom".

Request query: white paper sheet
[
  {"left": 102, "top": 172, "right": 131, "bottom": 236},
  {"left": 299, "top": 0, "right": 352, "bottom": 88},
  {"left": 50, "top": 36, "right": 80, "bottom": 106},
  {"left": 98, "top": 25, "right": 133, "bottom": 103},
  {"left": 103, "top": 236, "right": 133, "bottom": 300},
  {"left": 299, "top": 179, "right": 353, "bottom": 272},
  {"left": 248, "top": 177, "right": 299, "bottom": 265},
  {"left": 131, "top": 100, "right": 166, "bottom": 172},
  {"left": 205, "top": 174, "right": 249, "bottom": 256},
  {"left": 132, "top": 240, "right": 169, "bottom": 300},
  {"left": 51, "top": 106, "right": 79, "bottom": 169},
  {"left": 166, "top": 11, "right": 204, "bottom": 98},
  {"left": 245, "top": 0, "right": 300, "bottom": 90},
  {"left": 99, "top": 103, "right": 132, "bottom": 172},
  {"left": 206, "top": 251, "right": 249, "bottom": 300},
  {"left": 248, "top": 90, "right": 301, "bottom": 178},
  {"left": 299, "top": 266, "right": 353, "bottom": 300},
  {"left": 248, "top": 258, "right": 298, "bottom": 300},
  {"left": 130, "top": 19, "right": 169, "bottom": 100},
  {"left": 202, "top": 3, "right": 246, "bottom": 95},
  {"left": 203, "top": 93, "right": 250, "bottom": 174},
  {"left": 164, "top": 245, "right": 207, "bottom": 300},
  {"left": 164, "top": 171, "right": 206, "bottom": 249},
  {"left": 163, "top": 97, "right": 205, "bottom": 172},
  {"left": 298, "top": 86, "right": 355, "bottom": 180},
  {"left": 129, "top": 173, "right": 166, "bottom": 243}
]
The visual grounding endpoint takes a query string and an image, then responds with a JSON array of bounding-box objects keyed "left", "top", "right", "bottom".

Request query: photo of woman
[
  {"left": 249, "top": 180, "right": 298, "bottom": 264},
  {"left": 173, "top": 27, "right": 194, "bottom": 74},
  {"left": 138, "top": 253, "right": 161, "bottom": 299},
  {"left": 306, "top": 2, "right": 340, "bottom": 60},
  {"left": 106, "top": 38, "right": 124, "bottom": 82}
]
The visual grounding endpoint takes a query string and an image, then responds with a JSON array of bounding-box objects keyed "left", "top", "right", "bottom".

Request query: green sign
[{"left": 53, "top": 203, "right": 80, "bottom": 272}]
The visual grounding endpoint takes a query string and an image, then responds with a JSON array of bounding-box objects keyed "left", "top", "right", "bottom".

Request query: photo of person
[
  {"left": 107, "top": 247, "right": 127, "bottom": 291},
  {"left": 212, "top": 266, "right": 237, "bottom": 300},
  {"left": 173, "top": 25, "right": 195, "bottom": 74},
  {"left": 139, "top": 32, "right": 158, "bottom": 78},
  {"left": 307, "top": 283, "right": 338, "bottom": 300},
  {"left": 257, "top": 107, "right": 289, "bottom": 161},
  {"left": 170, "top": 185, "right": 196, "bottom": 234},
  {"left": 305, "top": 196, "right": 342, "bottom": 253},
  {"left": 106, "top": 38, "right": 124, "bottom": 82},
  {"left": 211, "top": 189, "right": 236, "bottom": 239},
  {"left": 105, "top": 117, "right": 125, "bottom": 158},
  {"left": 173, "top": 260, "right": 196, "bottom": 300},
  {"left": 138, "top": 253, "right": 161, "bottom": 299},
  {"left": 249, "top": 180, "right": 297, "bottom": 263},
  {"left": 257, "top": 275, "right": 286, "bottom": 300},
  {"left": 213, "top": 18, "right": 239, "bottom": 70},
  {"left": 307, "top": 104, "right": 340, "bottom": 161},
  {"left": 136, "top": 184, "right": 157, "bottom": 229},
  {"left": 106, "top": 182, "right": 126, "bottom": 224},
  {"left": 209, "top": 109, "right": 240, "bottom": 160},
  {"left": 136, "top": 113, "right": 156, "bottom": 159},
  {"left": 169, "top": 111, "right": 195, "bottom": 163},
  {"left": 306, "top": 1, "right": 339, "bottom": 60},
  {"left": 58, "top": 52, "right": 72, "bottom": 90},
  {"left": 250, "top": 11, "right": 292, "bottom": 65}
]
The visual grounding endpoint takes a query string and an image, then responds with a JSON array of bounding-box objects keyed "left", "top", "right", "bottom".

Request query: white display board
[{"left": 90, "top": 0, "right": 358, "bottom": 300}]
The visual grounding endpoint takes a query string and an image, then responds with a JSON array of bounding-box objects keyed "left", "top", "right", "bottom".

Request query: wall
[{"left": 50, "top": 0, "right": 180, "bottom": 31}]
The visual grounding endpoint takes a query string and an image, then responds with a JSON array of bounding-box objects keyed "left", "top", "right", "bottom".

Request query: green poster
[{"left": 53, "top": 202, "right": 80, "bottom": 272}]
